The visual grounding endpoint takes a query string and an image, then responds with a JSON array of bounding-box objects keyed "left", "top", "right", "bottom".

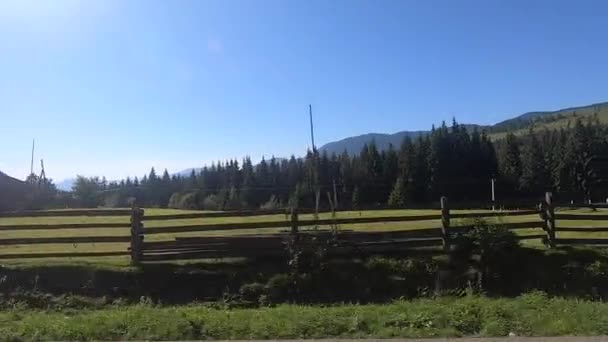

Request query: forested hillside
[
  {"left": 319, "top": 102, "right": 608, "bottom": 155},
  {"left": 61, "top": 115, "right": 608, "bottom": 210}
]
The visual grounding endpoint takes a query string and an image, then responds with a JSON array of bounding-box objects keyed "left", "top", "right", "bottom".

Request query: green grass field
[
  {"left": 3, "top": 292, "right": 608, "bottom": 340},
  {"left": 1, "top": 207, "right": 606, "bottom": 267}
]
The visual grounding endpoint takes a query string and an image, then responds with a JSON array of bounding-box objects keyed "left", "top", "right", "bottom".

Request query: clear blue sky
[{"left": 1, "top": 0, "right": 607, "bottom": 181}]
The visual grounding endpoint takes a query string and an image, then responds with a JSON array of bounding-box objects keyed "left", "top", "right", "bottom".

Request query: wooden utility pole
[
  {"left": 30, "top": 139, "right": 35, "bottom": 177},
  {"left": 309, "top": 104, "right": 320, "bottom": 221},
  {"left": 309, "top": 104, "right": 316, "bottom": 150}
]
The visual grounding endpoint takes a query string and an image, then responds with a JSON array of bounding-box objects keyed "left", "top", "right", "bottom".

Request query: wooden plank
[
  {"left": 144, "top": 243, "right": 285, "bottom": 254},
  {"left": 142, "top": 228, "right": 443, "bottom": 251},
  {"left": 143, "top": 208, "right": 412, "bottom": 221},
  {"left": 142, "top": 249, "right": 285, "bottom": 261},
  {"left": 0, "top": 236, "right": 131, "bottom": 245},
  {"left": 495, "top": 221, "right": 543, "bottom": 230},
  {"left": 0, "top": 251, "right": 130, "bottom": 259},
  {"left": 0, "top": 209, "right": 131, "bottom": 218},
  {"left": 340, "top": 228, "right": 442, "bottom": 239},
  {"left": 143, "top": 215, "right": 444, "bottom": 234},
  {"left": 144, "top": 227, "right": 442, "bottom": 245},
  {"left": 144, "top": 221, "right": 288, "bottom": 234},
  {"left": 143, "top": 209, "right": 288, "bottom": 220},
  {"left": 561, "top": 203, "right": 608, "bottom": 209},
  {"left": 555, "top": 214, "right": 608, "bottom": 220},
  {"left": 144, "top": 240, "right": 284, "bottom": 252},
  {"left": 515, "top": 234, "right": 546, "bottom": 240},
  {"left": 345, "top": 237, "right": 443, "bottom": 248},
  {"left": 449, "top": 221, "right": 542, "bottom": 231},
  {"left": 451, "top": 210, "right": 539, "bottom": 219},
  {"left": 557, "top": 227, "right": 608, "bottom": 232},
  {"left": 0, "top": 223, "right": 130, "bottom": 231},
  {"left": 145, "top": 236, "right": 443, "bottom": 253},
  {"left": 554, "top": 238, "right": 608, "bottom": 245},
  {"left": 141, "top": 243, "right": 446, "bottom": 262}
]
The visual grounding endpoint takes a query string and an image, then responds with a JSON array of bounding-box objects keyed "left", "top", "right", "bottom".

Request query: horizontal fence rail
[
  {"left": 555, "top": 214, "right": 608, "bottom": 221},
  {"left": 0, "top": 251, "right": 130, "bottom": 259},
  {"left": 557, "top": 227, "right": 608, "bottom": 232},
  {"left": 554, "top": 238, "right": 608, "bottom": 245},
  {"left": 0, "top": 209, "right": 131, "bottom": 218},
  {"left": 0, "top": 222, "right": 130, "bottom": 231},
  {"left": 0, "top": 235, "right": 131, "bottom": 245}
]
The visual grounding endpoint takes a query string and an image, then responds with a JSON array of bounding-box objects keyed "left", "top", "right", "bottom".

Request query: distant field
[{"left": 0, "top": 207, "right": 606, "bottom": 267}]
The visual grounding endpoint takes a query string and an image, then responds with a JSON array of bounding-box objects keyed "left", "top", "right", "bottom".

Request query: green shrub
[
  {"left": 447, "top": 302, "right": 483, "bottom": 335},
  {"left": 451, "top": 218, "right": 522, "bottom": 292},
  {"left": 265, "top": 274, "right": 294, "bottom": 303},
  {"left": 239, "top": 282, "right": 265, "bottom": 302}
]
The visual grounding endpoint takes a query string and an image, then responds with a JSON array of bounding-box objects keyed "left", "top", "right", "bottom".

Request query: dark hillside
[{"left": 0, "top": 171, "right": 30, "bottom": 211}]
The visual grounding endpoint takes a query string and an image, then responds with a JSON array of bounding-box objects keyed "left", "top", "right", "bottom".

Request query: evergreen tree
[
  {"left": 500, "top": 133, "right": 522, "bottom": 189},
  {"left": 520, "top": 129, "right": 549, "bottom": 194},
  {"left": 387, "top": 176, "right": 407, "bottom": 207}
]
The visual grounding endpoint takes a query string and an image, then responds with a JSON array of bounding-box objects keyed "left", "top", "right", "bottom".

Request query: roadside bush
[
  {"left": 450, "top": 218, "right": 521, "bottom": 292},
  {"left": 239, "top": 282, "right": 265, "bottom": 302},
  {"left": 363, "top": 257, "right": 436, "bottom": 298},
  {"left": 265, "top": 274, "right": 295, "bottom": 303}
]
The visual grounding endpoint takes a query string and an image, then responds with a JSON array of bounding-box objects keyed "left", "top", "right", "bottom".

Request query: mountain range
[
  {"left": 318, "top": 101, "right": 608, "bottom": 155},
  {"left": 4, "top": 101, "right": 608, "bottom": 192}
]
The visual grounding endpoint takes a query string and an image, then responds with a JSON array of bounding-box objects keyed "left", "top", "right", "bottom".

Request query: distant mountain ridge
[{"left": 319, "top": 101, "right": 608, "bottom": 155}]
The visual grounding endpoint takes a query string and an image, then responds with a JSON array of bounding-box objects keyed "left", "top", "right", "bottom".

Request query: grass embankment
[{"left": 2, "top": 292, "right": 608, "bottom": 340}]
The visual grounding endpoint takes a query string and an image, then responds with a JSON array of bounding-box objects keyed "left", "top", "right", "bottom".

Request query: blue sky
[{"left": 1, "top": 0, "right": 607, "bottom": 181}]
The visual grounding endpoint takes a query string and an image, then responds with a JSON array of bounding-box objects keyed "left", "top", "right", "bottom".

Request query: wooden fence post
[
  {"left": 130, "top": 206, "right": 144, "bottom": 264},
  {"left": 545, "top": 192, "right": 556, "bottom": 248},
  {"left": 440, "top": 196, "right": 450, "bottom": 251},
  {"left": 290, "top": 208, "right": 299, "bottom": 234}
]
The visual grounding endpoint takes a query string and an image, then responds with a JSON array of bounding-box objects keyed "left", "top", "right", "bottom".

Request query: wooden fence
[
  {"left": 0, "top": 193, "right": 607, "bottom": 264},
  {"left": 136, "top": 196, "right": 544, "bottom": 263}
]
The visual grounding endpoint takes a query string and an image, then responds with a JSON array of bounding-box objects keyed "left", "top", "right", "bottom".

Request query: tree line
[{"left": 53, "top": 117, "right": 608, "bottom": 210}]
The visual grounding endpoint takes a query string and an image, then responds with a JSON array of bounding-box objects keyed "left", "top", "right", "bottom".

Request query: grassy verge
[{"left": 3, "top": 292, "right": 608, "bottom": 340}]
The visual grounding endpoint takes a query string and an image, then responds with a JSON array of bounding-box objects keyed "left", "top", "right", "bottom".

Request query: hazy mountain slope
[{"left": 319, "top": 131, "right": 427, "bottom": 156}]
